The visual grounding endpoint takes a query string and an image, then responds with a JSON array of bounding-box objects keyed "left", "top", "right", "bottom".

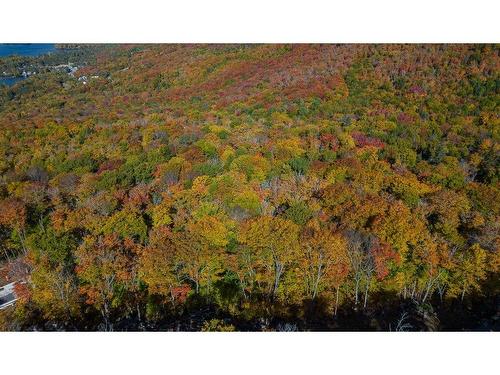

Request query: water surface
[{"left": 0, "top": 43, "right": 55, "bottom": 57}]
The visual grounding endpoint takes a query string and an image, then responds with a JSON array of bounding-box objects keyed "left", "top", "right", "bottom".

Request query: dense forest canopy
[{"left": 0, "top": 44, "right": 498, "bottom": 331}]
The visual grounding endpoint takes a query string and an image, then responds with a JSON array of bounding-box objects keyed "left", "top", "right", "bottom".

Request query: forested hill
[{"left": 0, "top": 44, "right": 498, "bottom": 331}]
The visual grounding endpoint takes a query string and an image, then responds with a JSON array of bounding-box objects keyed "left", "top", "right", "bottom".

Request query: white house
[{"left": 0, "top": 281, "right": 18, "bottom": 310}]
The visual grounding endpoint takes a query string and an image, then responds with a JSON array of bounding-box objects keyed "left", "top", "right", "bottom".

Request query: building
[{"left": 0, "top": 281, "right": 17, "bottom": 310}]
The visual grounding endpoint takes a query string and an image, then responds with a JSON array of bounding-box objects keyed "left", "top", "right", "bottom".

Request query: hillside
[{"left": 0, "top": 44, "right": 499, "bottom": 331}]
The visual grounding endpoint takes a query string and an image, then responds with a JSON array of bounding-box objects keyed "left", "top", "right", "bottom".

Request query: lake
[
  {"left": 0, "top": 43, "right": 55, "bottom": 58},
  {"left": 0, "top": 44, "right": 56, "bottom": 86}
]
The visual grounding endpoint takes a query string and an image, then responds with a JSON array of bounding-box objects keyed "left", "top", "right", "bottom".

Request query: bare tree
[{"left": 345, "top": 230, "right": 368, "bottom": 308}]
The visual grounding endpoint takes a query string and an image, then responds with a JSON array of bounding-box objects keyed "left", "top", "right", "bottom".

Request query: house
[
  {"left": 0, "top": 281, "right": 17, "bottom": 310},
  {"left": 0, "top": 258, "right": 30, "bottom": 310}
]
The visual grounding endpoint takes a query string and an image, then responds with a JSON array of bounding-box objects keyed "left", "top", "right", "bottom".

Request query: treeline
[{"left": 0, "top": 44, "right": 498, "bottom": 331}]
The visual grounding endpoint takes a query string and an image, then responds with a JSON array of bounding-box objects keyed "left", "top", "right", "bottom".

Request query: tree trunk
[
  {"left": 422, "top": 278, "right": 434, "bottom": 303},
  {"left": 354, "top": 277, "right": 360, "bottom": 306},
  {"left": 273, "top": 260, "right": 284, "bottom": 298},
  {"left": 170, "top": 287, "right": 176, "bottom": 307},
  {"left": 2, "top": 247, "right": 11, "bottom": 262},
  {"left": 437, "top": 283, "right": 445, "bottom": 303},
  {"left": 102, "top": 300, "right": 112, "bottom": 332},
  {"left": 363, "top": 281, "right": 369, "bottom": 309},
  {"left": 334, "top": 287, "right": 339, "bottom": 316},
  {"left": 136, "top": 301, "right": 141, "bottom": 323},
  {"left": 240, "top": 280, "right": 248, "bottom": 300},
  {"left": 17, "top": 229, "right": 28, "bottom": 255},
  {"left": 312, "top": 263, "right": 323, "bottom": 300}
]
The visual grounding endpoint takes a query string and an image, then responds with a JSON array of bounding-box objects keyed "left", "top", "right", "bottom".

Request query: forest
[{"left": 0, "top": 44, "right": 498, "bottom": 331}]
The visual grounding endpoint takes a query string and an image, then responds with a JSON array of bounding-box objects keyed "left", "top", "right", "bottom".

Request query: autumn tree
[
  {"left": 0, "top": 198, "right": 28, "bottom": 255},
  {"left": 75, "top": 234, "right": 138, "bottom": 331},
  {"left": 449, "top": 243, "right": 488, "bottom": 302},
  {"left": 238, "top": 216, "right": 300, "bottom": 299},
  {"left": 138, "top": 226, "right": 185, "bottom": 305},
  {"left": 300, "top": 220, "right": 350, "bottom": 314}
]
